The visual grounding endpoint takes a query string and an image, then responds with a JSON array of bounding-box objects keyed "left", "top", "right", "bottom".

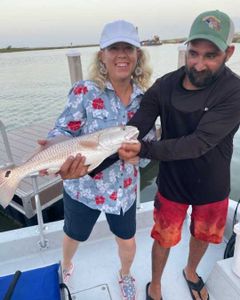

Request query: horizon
[{"left": 1, "top": 0, "right": 240, "bottom": 48}]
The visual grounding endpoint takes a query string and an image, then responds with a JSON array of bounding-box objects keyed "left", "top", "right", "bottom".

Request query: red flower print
[
  {"left": 92, "top": 98, "right": 104, "bottom": 109},
  {"left": 94, "top": 172, "right": 103, "bottom": 180},
  {"left": 134, "top": 167, "right": 138, "bottom": 177},
  {"left": 73, "top": 85, "right": 88, "bottom": 95},
  {"left": 124, "top": 177, "right": 132, "bottom": 188},
  {"left": 95, "top": 195, "right": 105, "bottom": 205},
  {"left": 110, "top": 192, "right": 117, "bottom": 201},
  {"left": 82, "top": 86, "right": 88, "bottom": 94},
  {"left": 134, "top": 185, "right": 137, "bottom": 193},
  {"left": 67, "top": 121, "right": 81, "bottom": 131},
  {"left": 127, "top": 111, "right": 134, "bottom": 120}
]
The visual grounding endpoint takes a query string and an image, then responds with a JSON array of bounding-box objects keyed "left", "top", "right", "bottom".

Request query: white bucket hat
[{"left": 100, "top": 20, "right": 140, "bottom": 49}]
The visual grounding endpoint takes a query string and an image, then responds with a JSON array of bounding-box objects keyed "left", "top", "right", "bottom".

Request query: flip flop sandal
[
  {"left": 146, "top": 282, "right": 163, "bottom": 300},
  {"left": 183, "top": 270, "right": 209, "bottom": 300}
]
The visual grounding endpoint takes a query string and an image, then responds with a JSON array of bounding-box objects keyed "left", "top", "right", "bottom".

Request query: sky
[{"left": 1, "top": 0, "right": 240, "bottom": 48}]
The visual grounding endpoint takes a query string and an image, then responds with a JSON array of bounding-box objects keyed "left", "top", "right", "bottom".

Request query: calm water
[{"left": 1, "top": 44, "right": 240, "bottom": 202}]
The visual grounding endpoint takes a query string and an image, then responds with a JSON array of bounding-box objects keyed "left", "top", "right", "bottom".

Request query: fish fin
[
  {"left": 87, "top": 159, "right": 105, "bottom": 172},
  {"left": 46, "top": 167, "right": 60, "bottom": 174},
  {"left": 28, "top": 167, "right": 60, "bottom": 176},
  {"left": 0, "top": 168, "right": 21, "bottom": 208},
  {"left": 22, "top": 135, "right": 72, "bottom": 163}
]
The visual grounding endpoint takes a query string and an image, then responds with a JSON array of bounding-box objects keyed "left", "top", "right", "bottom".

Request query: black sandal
[
  {"left": 146, "top": 282, "right": 163, "bottom": 300},
  {"left": 183, "top": 270, "right": 209, "bottom": 300}
]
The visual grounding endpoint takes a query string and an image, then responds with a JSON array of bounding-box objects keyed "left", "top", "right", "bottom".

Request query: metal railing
[{"left": 0, "top": 120, "right": 48, "bottom": 249}]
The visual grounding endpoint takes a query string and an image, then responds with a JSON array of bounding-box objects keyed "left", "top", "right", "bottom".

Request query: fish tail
[{"left": 0, "top": 168, "right": 21, "bottom": 208}]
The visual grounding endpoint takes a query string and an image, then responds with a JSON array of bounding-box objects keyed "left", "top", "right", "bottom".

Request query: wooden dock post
[
  {"left": 178, "top": 44, "right": 187, "bottom": 68},
  {"left": 66, "top": 50, "right": 83, "bottom": 85}
]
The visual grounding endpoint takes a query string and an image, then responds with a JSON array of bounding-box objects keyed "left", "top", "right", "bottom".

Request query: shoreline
[
  {"left": 0, "top": 38, "right": 186, "bottom": 54},
  {"left": 1, "top": 35, "right": 240, "bottom": 53},
  {"left": 1, "top": 32, "right": 240, "bottom": 54},
  {"left": 0, "top": 42, "right": 179, "bottom": 54},
  {"left": 0, "top": 44, "right": 99, "bottom": 54}
]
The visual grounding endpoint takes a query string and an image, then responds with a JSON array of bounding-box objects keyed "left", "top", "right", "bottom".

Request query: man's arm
[
  {"left": 89, "top": 85, "right": 160, "bottom": 176},
  {"left": 121, "top": 88, "right": 240, "bottom": 161}
]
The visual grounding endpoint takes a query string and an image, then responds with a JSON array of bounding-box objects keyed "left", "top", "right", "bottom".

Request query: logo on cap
[{"left": 203, "top": 16, "right": 221, "bottom": 31}]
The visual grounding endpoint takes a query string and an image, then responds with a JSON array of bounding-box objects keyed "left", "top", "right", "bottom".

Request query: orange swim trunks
[{"left": 151, "top": 192, "right": 228, "bottom": 248}]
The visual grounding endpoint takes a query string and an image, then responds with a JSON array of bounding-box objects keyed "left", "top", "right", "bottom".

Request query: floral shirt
[{"left": 48, "top": 80, "right": 153, "bottom": 215}]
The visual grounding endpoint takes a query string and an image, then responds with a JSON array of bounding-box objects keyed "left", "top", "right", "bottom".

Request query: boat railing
[
  {"left": 0, "top": 120, "right": 15, "bottom": 169},
  {"left": 0, "top": 120, "right": 49, "bottom": 248},
  {"left": 0, "top": 118, "right": 63, "bottom": 219}
]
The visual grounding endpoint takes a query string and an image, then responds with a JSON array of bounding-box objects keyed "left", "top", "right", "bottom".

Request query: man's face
[{"left": 184, "top": 40, "right": 229, "bottom": 89}]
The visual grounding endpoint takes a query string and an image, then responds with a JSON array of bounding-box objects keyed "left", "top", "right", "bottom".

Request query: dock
[{"left": 0, "top": 118, "right": 63, "bottom": 218}]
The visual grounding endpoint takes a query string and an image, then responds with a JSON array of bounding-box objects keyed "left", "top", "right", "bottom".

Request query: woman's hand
[
  {"left": 37, "top": 139, "right": 49, "bottom": 150},
  {"left": 58, "top": 154, "right": 89, "bottom": 180}
]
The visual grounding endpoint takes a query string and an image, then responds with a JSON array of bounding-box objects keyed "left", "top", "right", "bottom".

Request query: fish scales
[{"left": 0, "top": 126, "right": 139, "bottom": 208}]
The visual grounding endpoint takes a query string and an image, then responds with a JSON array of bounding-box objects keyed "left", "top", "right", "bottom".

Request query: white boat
[
  {"left": 1, "top": 49, "right": 240, "bottom": 300},
  {"left": 0, "top": 198, "right": 239, "bottom": 300}
]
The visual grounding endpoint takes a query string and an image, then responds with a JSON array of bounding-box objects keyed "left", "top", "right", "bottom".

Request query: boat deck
[
  {"left": 0, "top": 202, "right": 227, "bottom": 300},
  {"left": 0, "top": 118, "right": 63, "bottom": 218}
]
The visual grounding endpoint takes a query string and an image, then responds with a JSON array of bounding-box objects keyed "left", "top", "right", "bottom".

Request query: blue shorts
[{"left": 63, "top": 190, "right": 136, "bottom": 241}]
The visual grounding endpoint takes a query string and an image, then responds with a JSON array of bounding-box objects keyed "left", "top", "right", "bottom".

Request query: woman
[{"left": 43, "top": 20, "right": 152, "bottom": 300}]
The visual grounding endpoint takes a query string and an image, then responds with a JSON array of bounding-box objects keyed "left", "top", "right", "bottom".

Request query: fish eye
[{"left": 5, "top": 170, "right": 11, "bottom": 177}]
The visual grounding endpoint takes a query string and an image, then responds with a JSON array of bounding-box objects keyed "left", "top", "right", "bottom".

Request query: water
[{"left": 1, "top": 44, "right": 240, "bottom": 206}]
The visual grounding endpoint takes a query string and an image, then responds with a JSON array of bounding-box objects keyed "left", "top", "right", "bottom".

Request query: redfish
[{"left": 0, "top": 125, "right": 139, "bottom": 208}]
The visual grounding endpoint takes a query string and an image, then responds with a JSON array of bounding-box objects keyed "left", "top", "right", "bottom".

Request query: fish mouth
[{"left": 124, "top": 126, "right": 139, "bottom": 140}]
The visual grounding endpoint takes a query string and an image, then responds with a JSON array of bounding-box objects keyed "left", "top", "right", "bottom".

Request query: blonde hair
[{"left": 88, "top": 48, "right": 152, "bottom": 91}]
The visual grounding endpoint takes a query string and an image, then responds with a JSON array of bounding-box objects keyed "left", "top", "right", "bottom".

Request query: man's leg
[
  {"left": 148, "top": 193, "right": 189, "bottom": 300},
  {"left": 184, "top": 198, "right": 229, "bottom": 300},
  {"left": 184, "top": 236, "right": 209, "bottom": 300},
  {"left": 148, "top": 241, "right": 170, "bottom": 300}
]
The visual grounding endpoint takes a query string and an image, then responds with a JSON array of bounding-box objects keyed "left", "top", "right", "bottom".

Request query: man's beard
[{"left": 185, "top": 62, "right": 226, "bottom": 88}]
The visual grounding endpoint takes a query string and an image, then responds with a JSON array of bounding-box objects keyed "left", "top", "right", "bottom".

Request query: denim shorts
[{"left": 63, "top": 190, "right": 136, "bottom": 242}]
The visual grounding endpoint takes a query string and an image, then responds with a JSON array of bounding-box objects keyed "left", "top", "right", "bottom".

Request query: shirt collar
[{"left": 105, "top": 80, "right": 144, "bottom": 97}]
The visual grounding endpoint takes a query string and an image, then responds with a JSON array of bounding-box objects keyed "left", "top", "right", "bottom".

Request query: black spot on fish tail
[{"left": 5, "top": 170, "right": 11, "bottom": 178}]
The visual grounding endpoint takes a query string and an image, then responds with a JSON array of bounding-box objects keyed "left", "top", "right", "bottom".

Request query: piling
[
  {"left": 232, "top": 222, "right": 240, "bottom": 277},
  {"left": 66, "top": 50, "right": 83, "bottom": 85}
]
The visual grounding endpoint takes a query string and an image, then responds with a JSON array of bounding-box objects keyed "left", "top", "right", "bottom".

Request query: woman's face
[{"left": 100, "top": 42, "right": 140, "bottom": 84}]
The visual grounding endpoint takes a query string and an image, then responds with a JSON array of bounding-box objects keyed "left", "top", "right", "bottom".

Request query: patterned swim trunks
[{"left": 151, "top": 192, "right": 228, "bottom": 248}]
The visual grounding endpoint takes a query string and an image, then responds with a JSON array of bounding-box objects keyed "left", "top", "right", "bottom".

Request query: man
[{"left": 118, "top": 10, "right": 240, "bottom": 300}]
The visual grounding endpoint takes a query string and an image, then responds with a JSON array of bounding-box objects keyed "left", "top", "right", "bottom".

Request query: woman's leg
[
  {"left": 62, "top": 190, "right": 101, "bottom": 273},
  {"left": 62, "top": 234, "right": 79, "bottom": 270},
  {"left": 115, "top": 236, "right": 136, "bottom": 275},
  {"left": 106, "top": 202, "right": 137, "bottom": 298},
  {"left": 106, "top": 201, "right": 137, "bottom": 275}
]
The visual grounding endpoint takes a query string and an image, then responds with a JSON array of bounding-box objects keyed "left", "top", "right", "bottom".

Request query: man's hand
[
  {"left": 58, "top": 154, "right": 89, "bottom": 180},
  {"left": 118, "top": 142, "right": 141, "bottom": 161}
]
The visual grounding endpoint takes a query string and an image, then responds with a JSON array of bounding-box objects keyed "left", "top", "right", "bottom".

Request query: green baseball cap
[{"left": 186, "top": 10, "right": 235, "bottom": 51}]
